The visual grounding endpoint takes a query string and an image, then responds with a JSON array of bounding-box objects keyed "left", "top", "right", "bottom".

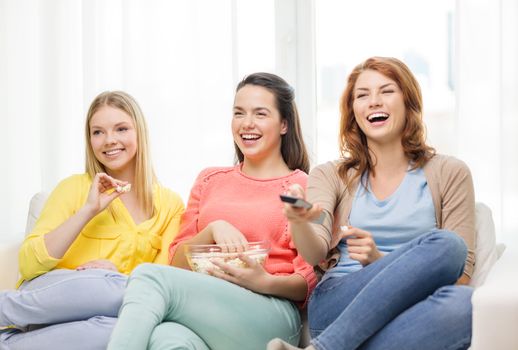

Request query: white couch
[{"left": 1, "top": 193, "right": 517, "bottom": 349}]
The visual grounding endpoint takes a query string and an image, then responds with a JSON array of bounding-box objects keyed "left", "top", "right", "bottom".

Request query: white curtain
[
  {"left": 456, "top": 0, "right": 518, "bottom": 243},
  {"left": 0, "top": 0, "right": 244, "bottom": 237},
  {"left": 2, "top": 0, "right": 517, "bottom": 247}
]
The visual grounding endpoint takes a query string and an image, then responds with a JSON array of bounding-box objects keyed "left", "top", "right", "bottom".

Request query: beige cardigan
[{"left": 307, "top": 154, "right": 476, "bottom": 278}]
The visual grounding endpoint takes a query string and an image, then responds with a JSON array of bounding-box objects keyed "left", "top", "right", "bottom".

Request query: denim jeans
[
  {"left": 308, "top": 230, "right": 473, "bottom": 350},
  {"left": 0, "top": 268, "right": 126, "bottom": 350},
  {"left": 108, "top": 264, "right": 301, "bottom": 350}
]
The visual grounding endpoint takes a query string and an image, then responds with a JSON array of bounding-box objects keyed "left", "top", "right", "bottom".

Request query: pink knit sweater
[{"left": 169, "top": 165, "right": 317, "bottom": 305}]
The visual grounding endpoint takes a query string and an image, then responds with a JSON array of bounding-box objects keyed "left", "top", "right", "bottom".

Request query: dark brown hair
[{"left": 234, "top": 72, "right": 310, "bottom": 173}]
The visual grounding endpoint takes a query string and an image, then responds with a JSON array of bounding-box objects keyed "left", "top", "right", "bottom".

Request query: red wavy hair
[{"left": 337, "top": 56, "right": 435, "bottom": 188}]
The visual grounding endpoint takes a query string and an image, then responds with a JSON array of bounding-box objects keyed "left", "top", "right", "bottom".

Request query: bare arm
[
  {"left": 283, "top": 184, "right": 330, "bottom": 265},
  {"left": 211, "top": 254, "right": 308, "bottom": 301},
  {"left": 44, "top": 173, "right": 126, "bottom": 259},
  {"left": 43, "top": 205, "right": 97, "bottom": 258},
  {"left": 288, "top": 219, "right": 329, "bottom": 266},
  {"left": 260, "top": 272, "right": 308, "bottom": 301},
  {"left": 170, "top": 225, "right": 214, "bottom": 269},
  {"left": 170, "top": 220, "right": 249, "bottom": 269}
]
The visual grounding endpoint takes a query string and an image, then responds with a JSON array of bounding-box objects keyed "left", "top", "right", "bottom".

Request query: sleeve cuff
[
  {"left": 295, "top": 267, "right": 319, "bottom": 309},
  {"left": 19, "top": 237, "right": 60, "bottom": 281}
]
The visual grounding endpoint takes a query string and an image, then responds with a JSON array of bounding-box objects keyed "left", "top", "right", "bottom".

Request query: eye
[
  {"left": 382, "top": 90, "right": 394, "bottom": 94},
  {"left": 91, "top": 130, "right": 102, "bottom": 136},
  {"left": 233, "top": 111, "right": 244, "bottom": 118},
  {"left": 356, "top": 93, "right": 367, "bottom": 99},
  {"left": 117, "top": 126, "right": 129, "bottom": 132},
  {"left": 256, "top": 111, "right": 268, "bottom": 118}
]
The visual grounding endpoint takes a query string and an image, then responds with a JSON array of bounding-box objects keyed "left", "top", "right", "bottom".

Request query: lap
[
  {"left": 133, "top": 264, "right": 302, "bottom": 349},
  {"left": 3, "top": 269, "right": 126, "bottom": 328},
  {"left": 359, "top": 286, "right": 473, "bottom": 350},
  {"left": 308, "top": 230, "right": 467, "bottom": 333},
  {"left": 19, "top": 268, "right": 127, "bottom": 292}
]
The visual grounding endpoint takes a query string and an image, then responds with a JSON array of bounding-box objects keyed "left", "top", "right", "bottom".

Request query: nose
[
  {"left": 242, "top": 114, "right": 255, "bottom": 128},
  {"left": 104, "top": 132, "right": 117, "bottom": 145},
  {"left": 368, "top": 92, "right": 382, "bottom": 108}
]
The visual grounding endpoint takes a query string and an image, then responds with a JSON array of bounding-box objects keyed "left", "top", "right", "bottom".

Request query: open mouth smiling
[
  {"left": 367, "top": 112, "right": 389, "bottom": 123},
  {"left": 103, "top": 148, "right": 124, "bottom": 156},
  {"left": 241, "top": 133, "right": 261, "bottom": 141}
]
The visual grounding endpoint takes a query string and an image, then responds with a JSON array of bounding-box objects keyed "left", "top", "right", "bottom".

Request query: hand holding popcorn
[
  {"left": 116, "top": 183, "right": 132, "bottom": 193},
  {"left": 84, "top": 173, "right": 131, "bottom": 215}
]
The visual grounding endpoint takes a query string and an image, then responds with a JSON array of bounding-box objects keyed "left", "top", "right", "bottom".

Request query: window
[{"left": 314, "top": 0, "right": 456, "bottom": 162}]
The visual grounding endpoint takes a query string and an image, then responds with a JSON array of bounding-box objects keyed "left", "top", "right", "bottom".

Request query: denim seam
[{"left": 20, "top": 274, "right": 125, "bottom": 295}]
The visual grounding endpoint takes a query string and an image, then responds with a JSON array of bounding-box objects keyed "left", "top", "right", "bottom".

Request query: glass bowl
[{"left": 184, "top": 240, "right": 270, "bottom": 274}]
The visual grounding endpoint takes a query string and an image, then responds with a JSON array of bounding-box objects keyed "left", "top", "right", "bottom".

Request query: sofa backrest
[
  {"left": 25, "top": 191, "right": 48, "bottom": 235},
  {"left": 470, "top": 202, "right": 505, "bottom": 287},
  {"left": 24, "top": 192, "right": 501, "bottom": 287}
]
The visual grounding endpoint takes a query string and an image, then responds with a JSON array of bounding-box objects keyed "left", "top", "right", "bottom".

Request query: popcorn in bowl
[{"left": 185, "top": 240, "right": 270, "bottom": 274}]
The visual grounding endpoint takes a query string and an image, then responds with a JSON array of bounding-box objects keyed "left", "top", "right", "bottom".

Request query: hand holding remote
[{"left": 280, "top": 185, "right": 325, "bottom": 224}]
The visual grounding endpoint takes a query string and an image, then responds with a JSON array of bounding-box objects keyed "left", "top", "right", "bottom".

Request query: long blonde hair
[
  {"left": 85, "top": 91, "right": 157, "bottom": 217},
  {"left": 338, "top": 57, "right": 435, "bottom": 188}
]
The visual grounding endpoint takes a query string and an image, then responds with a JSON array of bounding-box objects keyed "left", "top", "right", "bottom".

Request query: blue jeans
[
  {"left": 308, "top": 230, "right": 473, "bottom": 350},
  {"left": 0, "top": 268, "right": 127, "bottom": 350}
]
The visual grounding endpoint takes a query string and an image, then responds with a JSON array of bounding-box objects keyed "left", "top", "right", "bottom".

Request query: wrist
[
  {"left": 259, "top": 272, "right": 275, "bottom": 295},
  {"left": 79, "top": 204, "right": 97, "bottom": 220},
  {"left": 207, "top": 221, "right": 217, "bottom": 242},
  {"left": 373, "top": 250, "right": 383, "bottom": 263},
  {"left": 200, "top": 221, "right": 220, "bottom": 244}
]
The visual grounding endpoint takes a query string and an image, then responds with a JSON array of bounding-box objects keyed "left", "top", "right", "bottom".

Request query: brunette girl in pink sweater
[{"left": 108, "top": 73, "right": 317, "bottom": 350}]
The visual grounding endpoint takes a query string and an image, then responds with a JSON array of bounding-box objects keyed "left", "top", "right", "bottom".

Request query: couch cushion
[
  {"left": 470, "top": 202, "right": 500, "bottom": 287},
  {"left": 25, "top": 192, "right": 48, "bottom": 235}
]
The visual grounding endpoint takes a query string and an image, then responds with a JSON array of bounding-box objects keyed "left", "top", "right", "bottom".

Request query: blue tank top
[{"left": 325, "top": 167, "right": 437, "bottom": 278}]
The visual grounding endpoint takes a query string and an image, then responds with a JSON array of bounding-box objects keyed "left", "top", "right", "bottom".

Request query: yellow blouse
[{"left": 18, "top": 174, "right": 184, "bottom": 285}]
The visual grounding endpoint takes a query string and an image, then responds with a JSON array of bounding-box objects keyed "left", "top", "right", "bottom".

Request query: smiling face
[
  {"left": 89, "top": 105, "right": 138, "bottom": 177},
  {"left": 232, "top": 85, "right": 288, "bottom": 164},
  {"left": 352, "top": 69, "right": 406, "bottom": 146}
]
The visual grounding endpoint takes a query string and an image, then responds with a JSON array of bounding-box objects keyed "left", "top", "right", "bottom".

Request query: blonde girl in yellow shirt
[{"left": 0, "top": 91, "right": 184, "bottom": 350}]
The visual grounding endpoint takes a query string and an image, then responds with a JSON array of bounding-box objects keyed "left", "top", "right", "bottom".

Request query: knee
[
  {"left": 130, "top": 263, "right": 163, "bottom": 284},
  {"left": 125, "top": 264, "right": 173, "bottom": 304},
  {"left": 85, "top": 316, "right": 117, "bottom": 338},
  {"left": 433, "top": 285, "right": 473, "bottom": 324},
  {"left": 428, "top": 285, "right": 473, "bottom": 345},
  {"left": 102, "top": 271, "right": 128, "bottom": 295},
  {"left": 131, "top": 264, "right": 185, "bottom": 286},
  {"left": 149, "top": 322, "right": 208, "bottom": 350},
  {"left": 428, "top": 230, "right": 468, "bottom": 267},
  {"left": 132, "top": 263, "right": 156, "bottom": 276},
  {"left": 82, "top": 316, "right": 117, "bottom": 349},
  {"left": 87, "top": 315, "right": 118, "bottom": 328},
  {"left": 438, "top": 285, "right": 473, "bottom": 306},
  {"left": 435, "top": 229, "right": 467, "bottom": 252}
]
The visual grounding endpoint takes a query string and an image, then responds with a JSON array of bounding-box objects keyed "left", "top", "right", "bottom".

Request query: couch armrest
[
  {"left": 471, "top": 246, "right": 518, "bottom": 350},
  {"left": 0, "top": 236, "right": 22, "bottom": 290}
]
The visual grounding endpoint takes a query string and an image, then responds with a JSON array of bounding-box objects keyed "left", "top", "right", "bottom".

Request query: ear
[{"left": 280, "top": 119, "right": 288, "bottom": 135}]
